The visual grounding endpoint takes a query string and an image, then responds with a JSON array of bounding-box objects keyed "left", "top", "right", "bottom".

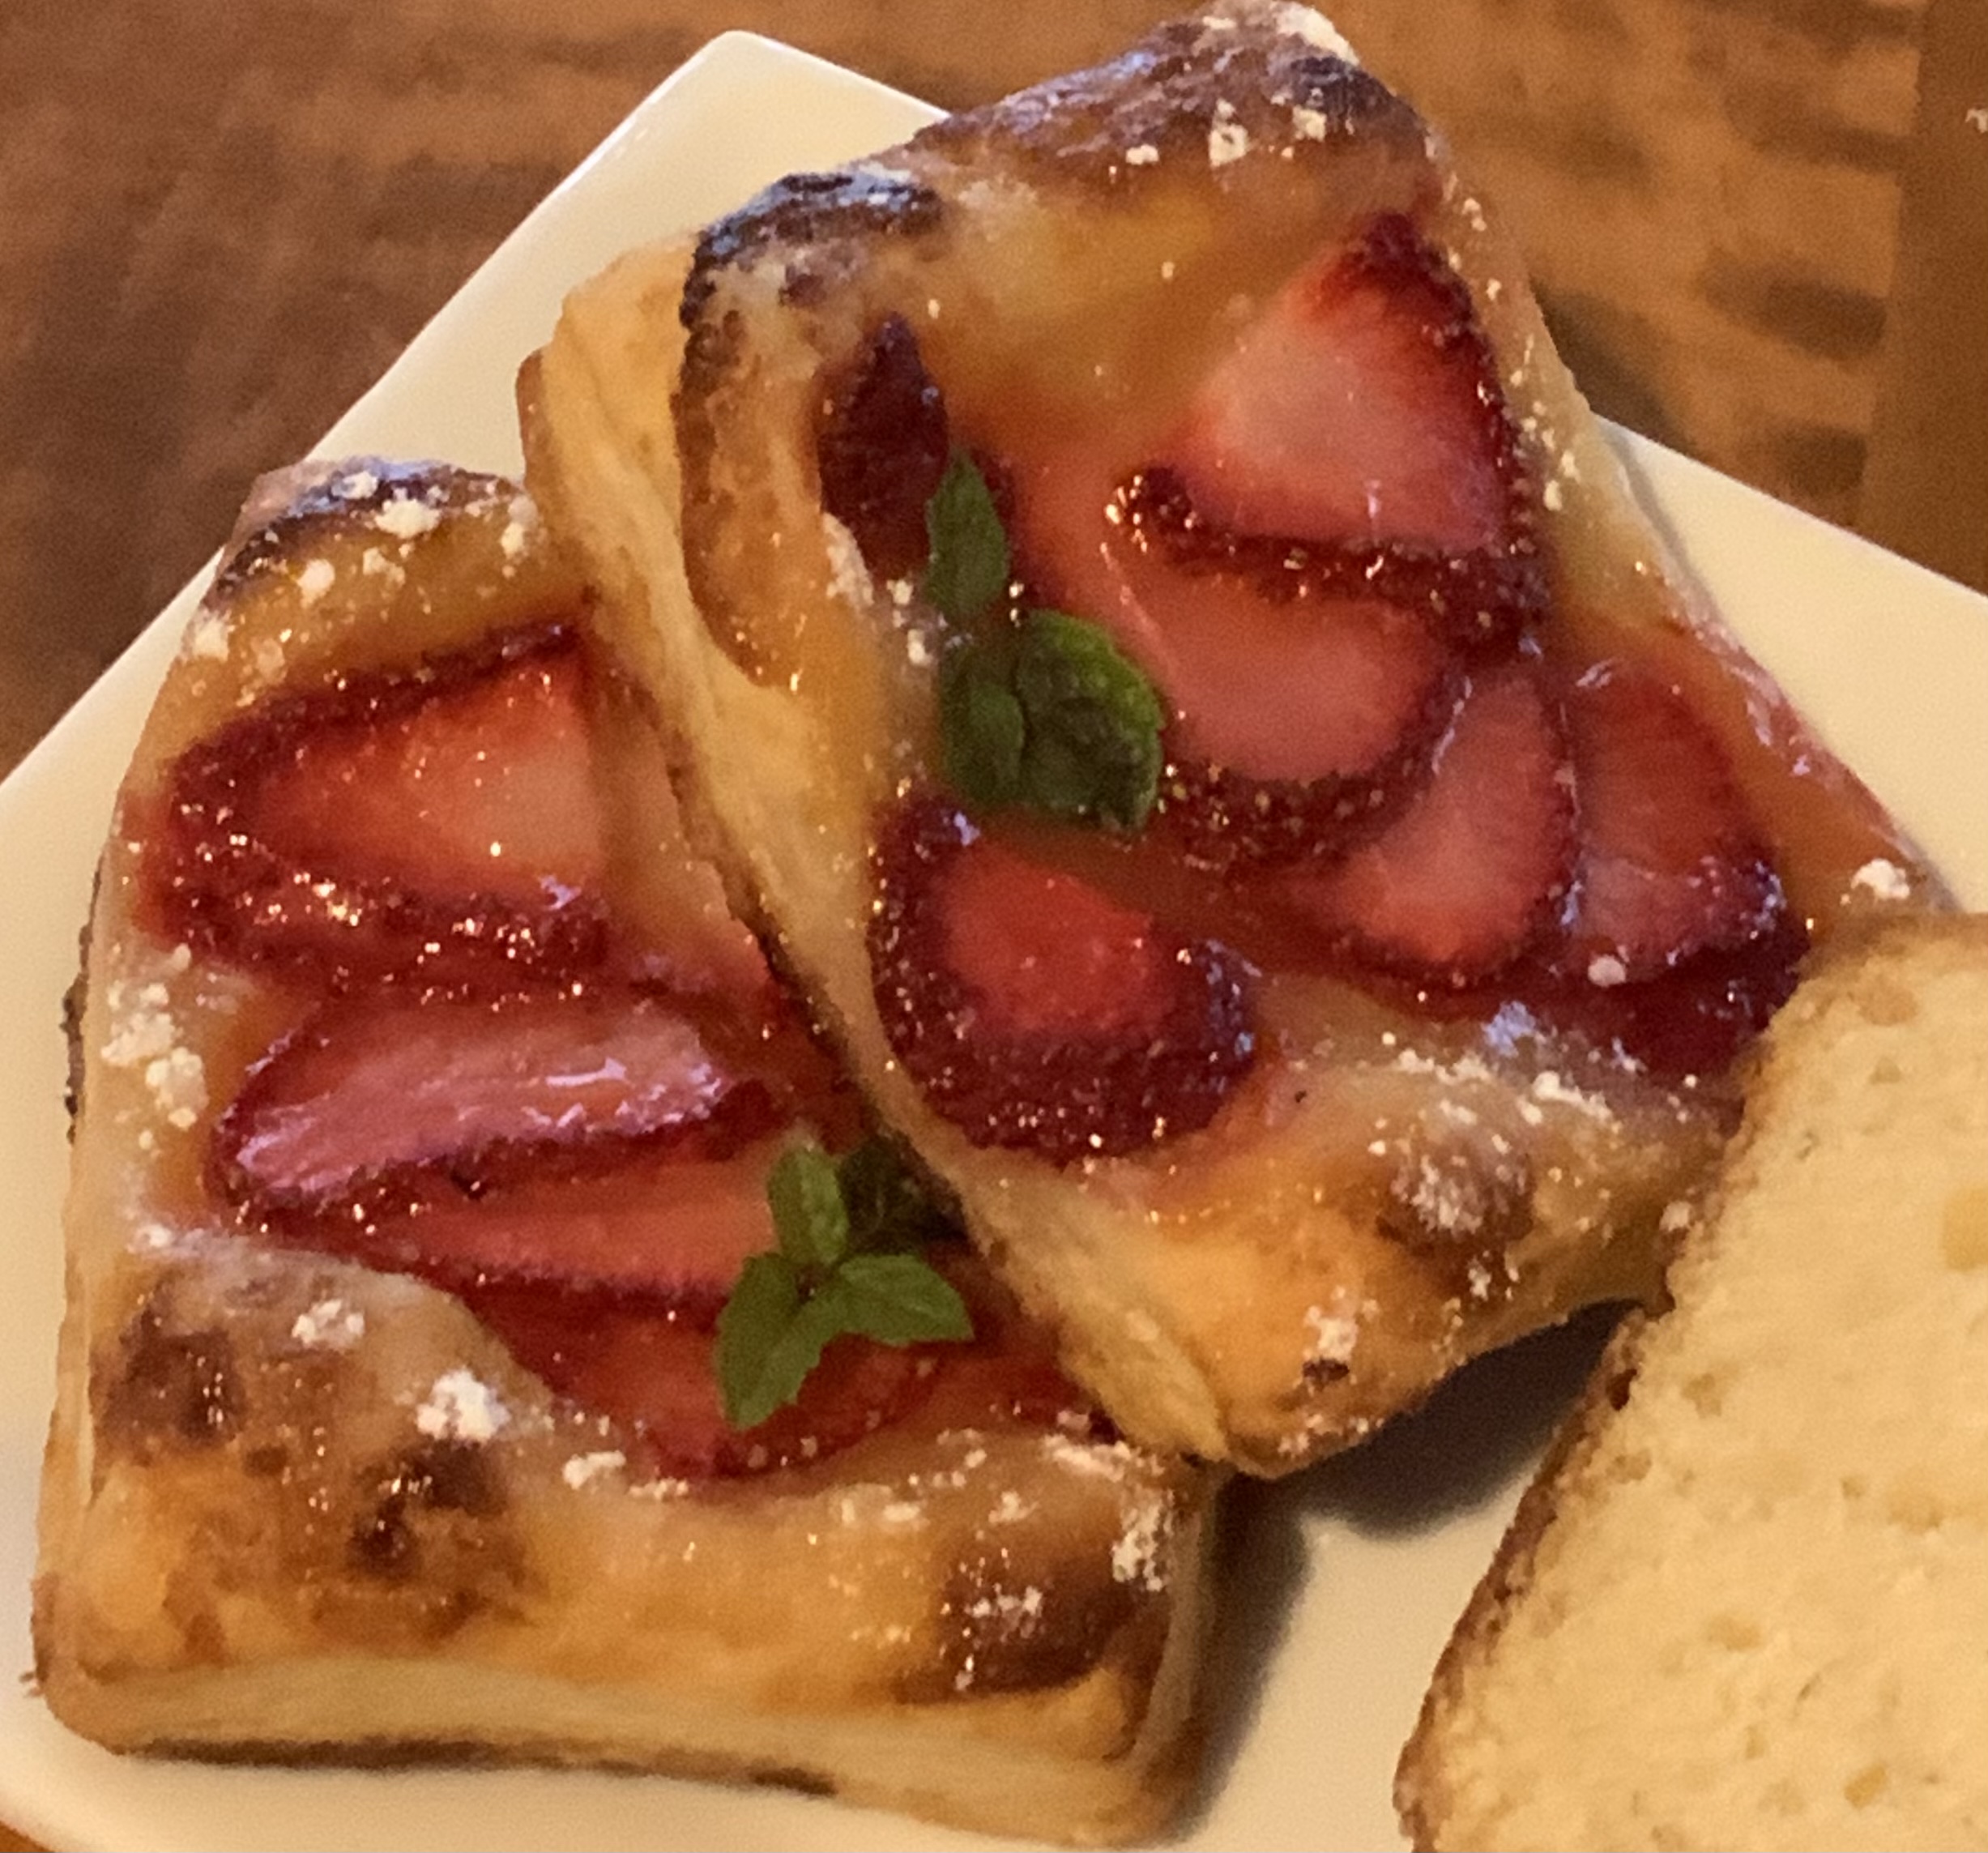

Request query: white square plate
[{"left": 2, "top": 32, "right": 1984, "bottom": 1853}]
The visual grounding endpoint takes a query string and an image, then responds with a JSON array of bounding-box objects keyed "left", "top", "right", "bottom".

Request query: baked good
[
  {"left": 1395, "top": 913, "right": 1988, "bottom": 1851},
  {"left": 523, "top": 0, "right": 1939, "bottom": 1474},
  {"left": 32, "top": 457, "right": 1217, "bottom": 1847}
]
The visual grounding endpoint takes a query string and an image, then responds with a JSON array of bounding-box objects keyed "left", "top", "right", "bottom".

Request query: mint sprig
[
  {"left": 941, "top": 608, "right": 1165, "bottom": 832},
  {"left": 923, "top": 452, "right": 1164, "bottom": 834},
  {"left": 715, "top": 1138, "right": 971, "bottom": 1431},
  {"left": 923, "top": 450, "right": 1011, "bottom": 622}
]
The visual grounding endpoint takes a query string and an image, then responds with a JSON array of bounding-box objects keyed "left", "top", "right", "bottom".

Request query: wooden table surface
[{"left": 3, "top": 0, "right": 1984, "bottom": 1843}]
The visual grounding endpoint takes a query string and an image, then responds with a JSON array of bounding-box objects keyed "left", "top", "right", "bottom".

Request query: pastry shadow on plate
[
  {"left": 1171, "top": 1302, "right": 1623, "bottom": 1829},
  {"left": 1299, "top": 1302, "right": 1624, "bottom": 1536}
]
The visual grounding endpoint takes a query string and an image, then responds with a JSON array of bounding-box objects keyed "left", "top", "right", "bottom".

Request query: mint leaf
[
  {"left": 941, "top": 610, "right": 1163, "bottom": 831},
  {"left": 715, "top": 1138, "right": 974, "bottom": 1430},
  {"left": 766, "top": 1141, "right": 850, "bottom": 1270},
  {"left": 834, "top": 1253, "right": 975, "bottom": 1345},
  {"left": 923, "top": 450, "right": 1009, "bottom": 622},
  {"left": 717, "top": 1253, "right": 811, "bottom": 1428},
  {"left": 835, "top": 1137, "right": 952, "bottom": 1253},
  {"left": 939, "top": 634, "right": 1029, "bottom": 810},
  {"left": 1013, "top": 609, "right": 1165, "bottom": 829}
]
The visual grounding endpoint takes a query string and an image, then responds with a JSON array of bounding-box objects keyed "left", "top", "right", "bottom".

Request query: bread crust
[
  {"left": 1394, "top": 915, "right": 1988, "bottom": 1851},
  {"left": 34, "top": 458, "right": 1218, "bottom": 1848},
  {"left": 523, "top": 1, "right": 1936, "bottom": 1477}
]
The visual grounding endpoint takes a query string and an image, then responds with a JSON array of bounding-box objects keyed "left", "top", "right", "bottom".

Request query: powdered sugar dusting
[
  {"left": 1110, "top": 1489, "right": 1171, "bottom": 1592},
  {"left": 415, "top": 1368, "right": 510, "bottom": 1444},
  {"left": 296, "top": 557, "right": 336, "bottom": 607},
  {"left": 1304, "top": 1295, "right": 1365, "bottom": 1370},
  {"left": 988, "top": 1488, "right": 1036, "bottom": 1526},
  {"left": 562, "top": 1450, "right": 627, "bottom": 1489},
  {"left": 100, "top": 980, "right": 179, "bottom": 1070},
  {"left": 1208, "top": 100, "right": 1252, "bottom": 168},
  {"left": 1529, "top": 1069, "right": 1617, "bottom": 1125},
  {"left": 1042, "top": 1433, "right": 1137, "bottom": 1480},
  {"left": 1850, "top": 857, "right": 1912, "bottom": 903},
  {"left": 181, "top": 606, "right": 231, "bottom": 663},
  {"left": 1275, "top": 2, "right": 1360, "bottom": 61},
  {"left": 821, "top": 511, "right": 874, "bottom": 607},
  {"left": 292, "top": 1297, "right": 365, "bottom": 1349},
  {"left": 144, "top": 1047, "right": 205, "bottom": 1130},
  {"left": 373, "top": 494, "right": 441, "bottom": 541}
]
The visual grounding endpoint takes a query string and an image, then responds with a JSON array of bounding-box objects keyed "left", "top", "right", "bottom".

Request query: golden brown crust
[
  {"left": 35, "top": 458, "right": 1218, "bottom": 1848},
  {"left": 1391, "top": 1304, "right": 1649, "bottom": 1849}
]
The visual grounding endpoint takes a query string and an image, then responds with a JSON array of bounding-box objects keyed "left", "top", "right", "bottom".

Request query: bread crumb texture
[{"left": 1403, "top": 919, "right": 1988, "bottom": 1851}]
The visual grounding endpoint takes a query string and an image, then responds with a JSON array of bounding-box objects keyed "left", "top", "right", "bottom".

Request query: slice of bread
[
  {"left": 33, "top": 458, "right": 1218, "bottom": 1848},
  {"left": 523, "top": 0, "right": 1934, "bottom": 1473},
  {"left": 1397, "top": 914, "right": 1988, "bottom": 1851}
]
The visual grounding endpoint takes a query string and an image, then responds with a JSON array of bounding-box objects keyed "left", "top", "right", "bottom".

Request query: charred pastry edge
[
  {"left": 907, "top": 11, "right": 1410, "bottom": 193},
  {"left": 678, "top": 12, "right": 1412, "bottom": 320},
  {"left": 673, "top": 11, "right": 1423, "bottom": 670},
  {"left": 211, "top": 458, "right": 528, "bottom": 600}
]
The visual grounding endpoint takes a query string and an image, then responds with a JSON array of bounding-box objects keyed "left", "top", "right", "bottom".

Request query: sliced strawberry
[
  {"left": 1559, "top": 660, "right": 1785, "bottom": 982},
  {"left": 1021, "top": 451, "right": 1456, "bottom": 786},
  {"left": 154, "top": 625, "right": 611, "bottom": 987},
  {"left": 267, "top": 1144, "right": 781, "bottom": 1314},
  {"left": 869, "top": 797, "right": 1255, "bottom": 1163},
  {"left": 1119, "top": 464, "right": 1539, "bottom": 659},
  {"left": 214, "top": 990, "right": 779, "bottom": 1218},
  {"left": 461, "top": 1283, "right": 936, "bottom": 1479},
  {"left": 1007, "top": 450, "right": 1462, "bottom": 865},
  {"left": 814, "top": 313, "right": 952, "bottom": 579},
  {"left": 1278, "top": 664, "right": 1575, "bottom": 984},
  {"left": 251, "top": 634, "right": 603, "bottom": 904},
  {"left": 1541, "top": 912, "right": 1810, "bottom": 1080},
  {"left": 1168, "top": 213, "right": 1525, "bottom": 554}
]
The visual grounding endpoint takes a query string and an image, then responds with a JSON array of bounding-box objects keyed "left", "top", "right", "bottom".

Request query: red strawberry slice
[
  {"left": 270, "top": 1145, "right": 781, "bottom": 1313},
  {"left": 1559, "top": 660, "right": 1785, "bottom": 982},
  {"left": 461, "top": 1283, "right": 936, "bottom": 1479},
  {"left": 1519, "top": 911, "right": 1809, "bottom": 1081},
  {"left": 215, "top": 990, "right": 779, "bottom": 1217},
  {"left": 814, "top": 312, "right": 952, "bottom": 579},
  {"left": 1278, "top": 664, "right": 1575, "bottom": 984},
  {"left": 869, "top": 798, "right": 1255, "bottom": 1163},
  {"left": 1018, "top": 450, "right": 1456, "bottom": 788},
  {"left": 1168, "top": 213, "right": 1523, "bottom": 553},
  {"left": 1008, "top": 450, "right": 1460, "bottom": 865},
  {"left": 250, "top": 634, "right": 604, "bottom": 905},
  {"left": 156, "top": 625, "right": 611, "bottom": 986}
]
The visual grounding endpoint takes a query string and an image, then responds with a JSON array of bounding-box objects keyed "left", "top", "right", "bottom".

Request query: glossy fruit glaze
[
  {"left": 138, "top": 585, "right": 1095, "bottom": 1477},
  {"left": 817, "top": 195, "right": 1931, "bottom": 1168}
]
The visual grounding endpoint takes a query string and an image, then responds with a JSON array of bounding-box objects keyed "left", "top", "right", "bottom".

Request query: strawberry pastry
[
  {"left": 528, "top": 0, "right": 1941, "bottom": 1472},
  {"left": 34, "top": 459, "right": 1215, "bottom": 1846}
]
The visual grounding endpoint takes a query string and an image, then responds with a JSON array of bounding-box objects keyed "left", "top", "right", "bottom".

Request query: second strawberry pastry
[{"left": 526, "top": 2, "right": 1941, "bottom": 1471}]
